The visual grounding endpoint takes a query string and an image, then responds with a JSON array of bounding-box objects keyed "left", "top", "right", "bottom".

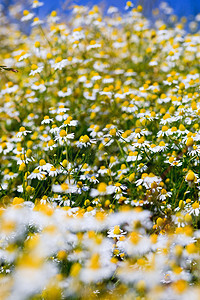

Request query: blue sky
[
  {"left": 39, "top": 0, "right": 200, "bottom": 17},
  {"left": 2, "top": 0, "right": 200, "bottom": 19}
]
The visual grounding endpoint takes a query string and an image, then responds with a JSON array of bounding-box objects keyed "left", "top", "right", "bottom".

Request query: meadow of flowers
[{"left": 1, "top": 0, "right": 200, "bottom": 299}]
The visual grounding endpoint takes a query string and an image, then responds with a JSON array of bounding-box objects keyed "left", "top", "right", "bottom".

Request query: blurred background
[
  {"left": 1, "top": 0, "right": 200, "bottom": 26},
  {"left": 1, "top": 0, "right": 200, "bottom": 15}
]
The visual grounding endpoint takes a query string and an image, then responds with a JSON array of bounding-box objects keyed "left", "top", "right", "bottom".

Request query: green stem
[
  {"left": 173, "top": 177, "right": 185, "bottom": 208},
  {"left": 116, "top": 139, "right": 129, "bottom": 168},
  {"left": 39, "top": 25, "right": 52, "bottom": 48}
]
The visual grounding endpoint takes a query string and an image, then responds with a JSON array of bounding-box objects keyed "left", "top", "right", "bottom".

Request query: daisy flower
[
  {"left": 188, "top": 202, "right": 200, "bottom": 216},
  {"left": 29, "top": 64, "right": 44, "bottom": 76},
  {"left": 60, "top": 116, "right": 78, "bottom": 128},
  {"left": 32, "top": 0, "right": 44, "bottom": 8},
  {"left": 76, "top": 135, "right": 96, "bottom": 148},
  {"left": 86, "top": 41, "right": 101, "bottom": 51},
  {"left": 48, "top": 166, "right": 60, "bottom": 177},
  {"left": 41, "top": 116, "right": 54, "bottom": 124},
  {"left": 58, "top": 88, "right": 72, "bottom": 97},
  {"left": 16, "top": 127, "right": 32, "bottom": 137},
  {"left": 54, "top": 130, "right": 74, "bottom": 145},
  {"left": 37, "top": 160, "right": 53, "bottom": 172},
  {"left": 21, "top": 10, "right": 35, "bottom": 22},
  {"left": 31, "top": 17, "right": 44, "bottom": 27},
  {"left": 27, "top": 169, "right": 46, "bottom": 180},
  {"left": 158, "top": 188, "right": 172, "bottom": 201},
  {"left": 136, "top": 173, "right": 162, "bottom": 190},
  {"left": 107, "top": 225, "right": 127, "bottom": 238}
]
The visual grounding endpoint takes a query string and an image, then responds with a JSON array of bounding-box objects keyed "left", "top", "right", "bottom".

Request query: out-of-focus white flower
[
  {"left": 29, "top": 65, "right": 44, "bottom": 76},
  {"left": 16, "top": 127, "right": 32, "bottom": 137},
  {"left": 21, "top": 11, "right": 35, "bottom": 22},
  {"left": 32, "top": 0, "right": 44, "bottom": 8}
]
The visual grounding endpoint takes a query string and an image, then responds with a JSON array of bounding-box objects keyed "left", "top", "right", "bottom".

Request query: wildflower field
[{"left": 1, "top": 1, "right": 200, "bottom": 299}]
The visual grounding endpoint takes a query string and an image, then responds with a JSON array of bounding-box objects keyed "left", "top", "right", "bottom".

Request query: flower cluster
[
  {"left": 0, "top": 203, "right": 200, "bottom": 299},
  {"left": 1, "top": 0, "right": 200, "bottom": 298}
]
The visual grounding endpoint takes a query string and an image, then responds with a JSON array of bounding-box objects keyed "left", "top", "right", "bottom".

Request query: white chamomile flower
[
  {"left": 48, "top": 166, "right": 60, "bottom": 177},
  {"left": 27, "top": 169, "right": 46, "bottom": 180},
  {"left": 58, "top": 88, "right": 72, "bottom": 97},
  {"left": 21, "top": 11, "right": 35, "bottom": 22},
  {"left": 188, "top": 202, "right": 200, "bottom": 216},
  {"left": 29, "top": 65, "right": 44, "bottom": 76},
  {"left": 41, "top": 116, "right": 54, "bottom": 124},
  {"left": 32, "top": 0, "right": 44, "bottom": 8},
  {"left": 16, "top": 127, "right": 32, "bottom": 137},
  {"left": 107, "top": 225, "right": 127, "bottom": 238},
  {"left": 54, "top": 129, "right": 74, "bottom": 144},
  {"left": 76, "top": 135, "right": 96, "bottom": 148},
  {"left": 31, "top": 18, "right": 44, "bottom": 26}
]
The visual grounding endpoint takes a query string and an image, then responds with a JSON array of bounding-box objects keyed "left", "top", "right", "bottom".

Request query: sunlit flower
[
  {"left": 29, "top": 64, "right": 44, "bottom": 76},
  {"left": 21, "top": 10, "right": 35, "bottom": 22},
  {"left": 188, "top": 202, "right": 200, "bottom": 216},
  {"left": 76, "top": 135, "right": 96, "bottom": 148},
  {"left": 41, "top": 116, "right": 54, "bottom": 124},
  {"left": 16, "top": 127, "right": 32, "bottom": 137},
  {"left": 31, "top": 17, "right": 44, "bottom": 26},
  {"left": 54, "top": 130, "right": 74, "bottom": 144},
  {"left": 48, "top": 166, "right": 60, "bottom": 177},
  {"left": 32, "top": 0, "right": 44, "bottom": 8},
  {"left": 107, "top": 225, "right": 127, "bottom": 238},
  {"left": 27, "top": 169, "right": 46, "bottom": 180}
]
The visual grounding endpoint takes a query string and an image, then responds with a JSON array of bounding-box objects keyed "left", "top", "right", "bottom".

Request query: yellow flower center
[
  {"left": 192, "top": 202, "right": 199, "bottom": 209},
  {"left": 48, "top": 140, "right": 54, "bottom": 146},
  {"left": 64, "top": 116, "right": 72, "bottom": 125},
  {"left": 162, "top": 126, "right": 168, "bottom": 132},
  {"left": 19, "top": 126, "right": 26, "bottom": 132},
  {"left": 59, "top": 130, "right": 67, "bottom": 137},
  {"left": 23, "top": 10, "right": 29, "bottom": 16},
  {"left": 31, "top": 64, "right": 38, "bottom": 70},
  {"left": 186, "top": 137, "right": 194, "bottom": 147},
  {"left": 97, "top": 182, "right": 107, "bottom": 193},
  {"left": 39, "top": 159, "right": 46, "bottom": 166},
  {"left": 79, "top": 135, "right": 90, "bottom": 143},
  {"left": 89, "top": 254, "right": 100, "bottom": 269},
  {"left": 113, "top": 225, "right": 121, "bottom": 235},
  {"left": 50, "top": 167, "right": 56, "bottom": 172},
  {"left": 130, "top": 232, "right": 140, "bottom": 244},
  {"left": 61, "top": 183, "right": 69, "bottom": 191},
  {"left": 186, "top": 171, "right": 195, "bottom": 181}
]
